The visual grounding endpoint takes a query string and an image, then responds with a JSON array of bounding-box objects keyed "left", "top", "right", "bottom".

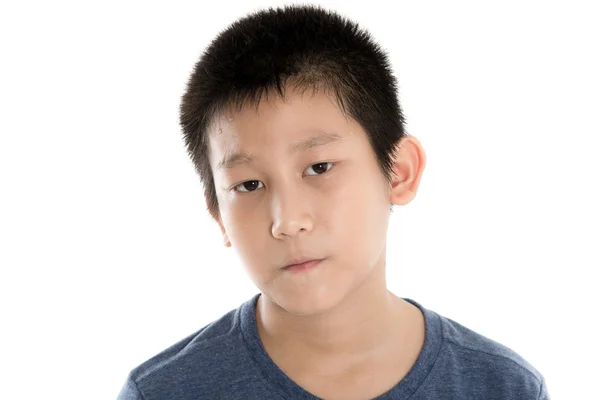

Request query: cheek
[
  {"left": 226, "top": 217, "right": 261, "bottom": 252},
  {"left": 323, "top": 168, "right": 389, "bottom": 253},
  {"left": 223, "top": 207, "right": 273, "bottom": 269}
]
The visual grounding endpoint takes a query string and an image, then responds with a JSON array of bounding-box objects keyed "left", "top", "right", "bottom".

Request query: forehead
[{"left": 207, "top": 90, "right": 361, "bottom": 165}]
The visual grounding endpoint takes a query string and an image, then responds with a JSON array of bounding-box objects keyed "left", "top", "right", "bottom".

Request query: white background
[{"left": 1, "top": 1, "right": 598, "bottom": 399}]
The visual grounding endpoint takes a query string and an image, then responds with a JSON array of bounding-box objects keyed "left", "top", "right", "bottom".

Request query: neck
[{"left": 255, "top": 260, "right": 409, "bottom": 365}]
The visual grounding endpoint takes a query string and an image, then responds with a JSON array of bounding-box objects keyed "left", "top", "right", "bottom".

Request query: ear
[
  {"left": 216, "top": 216, "right": 232, "bottom": 248},
  {"left": 388, "top": 134, "right": 427, "bottom": 206}
]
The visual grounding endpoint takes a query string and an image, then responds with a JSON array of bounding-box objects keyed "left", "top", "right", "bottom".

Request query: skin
[{"left": 208, "top": 88, "right": 427, "bottom": 399}]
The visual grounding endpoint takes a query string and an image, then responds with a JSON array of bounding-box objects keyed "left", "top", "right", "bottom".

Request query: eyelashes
[
  {"left": 232, "top": 162, "right": 335, "bottom": 193},
  {"left": 234, "top": 180, "right": 264, "bottom": 193}
]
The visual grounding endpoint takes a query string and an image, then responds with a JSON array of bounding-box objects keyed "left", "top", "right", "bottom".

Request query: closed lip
[{"left": 282, "top": 258, "right": 323, "bottom": 269}]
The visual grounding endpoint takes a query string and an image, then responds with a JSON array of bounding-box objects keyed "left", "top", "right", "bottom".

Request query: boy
[{"left": 118, "top": 5, "right": 550, "bottom": 399}]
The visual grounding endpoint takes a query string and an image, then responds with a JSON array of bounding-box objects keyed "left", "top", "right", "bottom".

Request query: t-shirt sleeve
[
  {"left": 116, "top": 375, "right": 144, "bottom": 400},
  {"left": 538, "top": 377, "right": 551, "bottom": 400}
]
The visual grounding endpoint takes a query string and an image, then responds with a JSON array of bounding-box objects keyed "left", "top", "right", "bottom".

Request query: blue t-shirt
[{"left": 117, "top": 294, "right": 550, "bottom": 399}]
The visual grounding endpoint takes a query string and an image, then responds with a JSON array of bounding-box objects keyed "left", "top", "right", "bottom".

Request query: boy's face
[{"left": 208, "top": 90, "right": 408, "bottom": 316}]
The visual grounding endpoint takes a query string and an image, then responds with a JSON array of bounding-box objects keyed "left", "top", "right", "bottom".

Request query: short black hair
[{"left": 179, "top": 4, "right": 406, "bottom": 220}]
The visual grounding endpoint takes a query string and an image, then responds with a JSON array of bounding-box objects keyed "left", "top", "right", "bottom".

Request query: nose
[{"left": 270, "top": 185, "right": 314, "bottom": 239}]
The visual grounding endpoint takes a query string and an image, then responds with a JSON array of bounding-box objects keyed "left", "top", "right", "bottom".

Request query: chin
[{"left": 267, "top": 284, "right": 347, "bottom": 317}]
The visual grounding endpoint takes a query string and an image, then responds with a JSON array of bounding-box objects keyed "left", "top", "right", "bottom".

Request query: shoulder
[
  {"left": 436, "top": 310, "right": 546, "bottom": 397},
  {"left": 440, "top": 312, "right": 543, "bottom": 377},
  {"left": 123, "top": 300, "right": 259, "bottom": 399},
  {"left": 131, "top": 306, "right": 241, "bottom": 380},
  {"left": 404, "top": 298, "right": 548, "bottom": 399}
]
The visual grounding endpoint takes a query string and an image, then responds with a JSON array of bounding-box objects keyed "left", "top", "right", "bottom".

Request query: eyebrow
[{"left": 217, "top": 131, "right": 343, "bottom": 171}]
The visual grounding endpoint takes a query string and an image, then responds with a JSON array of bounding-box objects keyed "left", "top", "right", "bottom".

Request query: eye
[
  {"left": 233, "top": 162, "right": 335, "bottom": 193},
  {"left": 233, "top": 180, "right": 264, "bottom": 193},
  {"left": 305, "top": 162, "right": 334, "bottom": 176}
]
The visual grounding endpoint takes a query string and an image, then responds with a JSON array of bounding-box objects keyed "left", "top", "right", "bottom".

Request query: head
[{"left": 179, "top": 5, "right": 426, "bottom": 315}]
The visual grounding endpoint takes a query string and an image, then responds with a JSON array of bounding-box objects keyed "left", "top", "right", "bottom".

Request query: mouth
[{"left": 282, "top": 259, "right": 324, "bottom": 273}]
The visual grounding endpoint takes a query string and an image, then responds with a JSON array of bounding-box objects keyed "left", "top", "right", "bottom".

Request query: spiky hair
[{"left": 179, "top": 4, "right": 406, "bottom": 220}]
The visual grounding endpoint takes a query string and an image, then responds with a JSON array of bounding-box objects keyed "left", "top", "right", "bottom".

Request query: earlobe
[
  {"left": 223, "top": 234, "right": 232, "bottom": 247},
  {"left": 389, "top": 134, "right": 427, "bottom": 206},
  {"left": 216, "top": 217, "right": 232, "bottom": 248}
]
